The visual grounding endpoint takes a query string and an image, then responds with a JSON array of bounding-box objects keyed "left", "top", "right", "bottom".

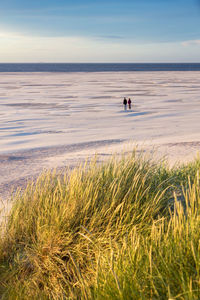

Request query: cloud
[
  {"left": 0, "top": 30, "right": 23, "bottom": 39},
  {"left": 0, "top": 30, "right": 128, "bottom": 62},
  {"left": 181, "top": 39, "right": 200, "bottom": 46},
  {"left": 0, "top": 29, "right": 200, "bottom": 62},
  {"left": 95, "top": 35, "right": 125, "bottom": 41}
]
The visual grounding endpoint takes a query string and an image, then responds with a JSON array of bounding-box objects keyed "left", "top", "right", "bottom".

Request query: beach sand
[{"left": 0, "top": 71, "right": 200, "bottom": 201}]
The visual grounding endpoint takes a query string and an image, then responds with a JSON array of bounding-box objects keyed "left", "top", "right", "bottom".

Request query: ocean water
[{"left": 0, "top": 63, "right": 200, "bottom": 72}]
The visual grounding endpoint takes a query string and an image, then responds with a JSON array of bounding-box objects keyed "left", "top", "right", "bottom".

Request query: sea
[{"left": 0, "top": 63, "right": 200, "bottom": 72}]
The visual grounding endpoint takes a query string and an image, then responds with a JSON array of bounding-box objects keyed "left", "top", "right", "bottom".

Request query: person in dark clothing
[
  {"left": 123, "top": 97, "right": 127, "bottom": 110},
  {"left": 128, "top": 98, "right": 132, "bottom": 109}
]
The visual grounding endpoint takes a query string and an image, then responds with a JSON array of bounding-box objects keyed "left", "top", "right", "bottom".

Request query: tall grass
[
  {"left": 93, "top": 176, "right": 200, "bottom": 299},
  {"left": 0, "top": 152, "right": 200, "bottom": 299}
]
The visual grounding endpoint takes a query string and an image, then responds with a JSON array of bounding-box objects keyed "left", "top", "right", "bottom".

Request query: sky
[{"left": 0, "top": 0, "right": 200, "bottom": 62}]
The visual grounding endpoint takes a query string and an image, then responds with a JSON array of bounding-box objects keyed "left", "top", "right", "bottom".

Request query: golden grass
[{"left": 0, "top": 152, "right": 200, "bottom": 299}]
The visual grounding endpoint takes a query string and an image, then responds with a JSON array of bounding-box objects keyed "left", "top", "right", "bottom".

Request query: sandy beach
[{"left": 0, "top": 71, "right": 200, "bottom": 200}]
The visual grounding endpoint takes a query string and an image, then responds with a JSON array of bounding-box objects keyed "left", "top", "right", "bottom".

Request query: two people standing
[{"left": 123, "top": 97, "right": 132, "bottom": 110}]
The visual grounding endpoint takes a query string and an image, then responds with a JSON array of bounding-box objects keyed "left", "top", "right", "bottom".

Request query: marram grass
[{"left": 0, "top": 152, "right": 200, "bottom": 299}]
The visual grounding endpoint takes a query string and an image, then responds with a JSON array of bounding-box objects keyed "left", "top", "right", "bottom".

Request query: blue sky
[{"left": 0, "top": 0, "right": 200, "bottom": 62}]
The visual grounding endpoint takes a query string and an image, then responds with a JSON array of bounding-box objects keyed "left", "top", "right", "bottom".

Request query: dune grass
[{"left": 0, "top": 151, "right": 200, "bottom": 299}]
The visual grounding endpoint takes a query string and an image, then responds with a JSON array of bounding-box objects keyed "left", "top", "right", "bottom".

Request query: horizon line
[{"left": 0, "top": 62, "right": 200, "bottom": 64}]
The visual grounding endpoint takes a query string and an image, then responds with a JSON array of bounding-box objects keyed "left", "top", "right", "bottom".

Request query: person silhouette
[
  {"left": 123, "top": 97, "right": 127, "bottom": 110},
  {"left": 128, "top": 98, "right": 132, "bottom": 109}
]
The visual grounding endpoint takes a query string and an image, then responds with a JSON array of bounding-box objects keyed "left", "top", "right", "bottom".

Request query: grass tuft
[{"left": 0, "top": 151, "right": 200, "bottom": 299}]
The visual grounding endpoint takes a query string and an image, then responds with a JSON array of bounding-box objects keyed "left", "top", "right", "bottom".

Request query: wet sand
[{"left": 0, "top": 71, "right": 200, "bottom": 201}]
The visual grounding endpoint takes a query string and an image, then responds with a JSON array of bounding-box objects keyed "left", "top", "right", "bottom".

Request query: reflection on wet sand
[{"left": 0, "top": 71, "right": 200, "bottom": 154}]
